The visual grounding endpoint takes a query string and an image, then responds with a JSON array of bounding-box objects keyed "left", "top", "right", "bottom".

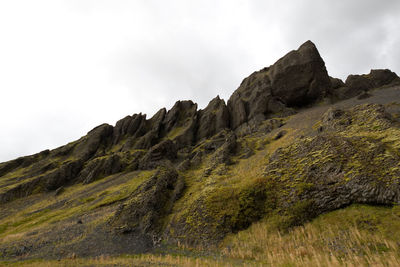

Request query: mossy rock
[{"left": 111, "top": 166, "right": 184, "bottom": 238}]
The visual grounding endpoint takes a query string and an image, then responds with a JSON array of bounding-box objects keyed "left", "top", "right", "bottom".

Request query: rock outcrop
[
  {"left": 264, "top": 104, "right": 400, "bottom": 228},
  {"left": 196, "top": 96, "right": 230, "bottom": 141},
  {"left": 227, "top": 40, "right": 331, "bottom": 130},
  {"left": 139, "top": 140, "right": 177, "bottom": 169},
  {"left": 112, "top": 166, "right": 184, "bottom": 237},
  {"left": 333, "top": 69, "right": 400, "bottom": 99},
  {"left": 2, "top": 40, "right": 398, "bottom": 206},
  {"left": 2, "top": 40, "right": 400, "bottom": 252},
  {"left": 162, "top": 100, "right": 198, "bottom": 148},
  {"left": 113, "top": 113, "right": 147, "bottom": 145},
  {"left": 79, "top": 154, "right": 125, "bottom": 184},
  {"left": 269, "top": 40, "right": 332, "bottom": 106}
]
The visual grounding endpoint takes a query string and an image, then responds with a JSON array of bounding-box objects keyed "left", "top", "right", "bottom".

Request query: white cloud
[{"left": 0, "top": 0, "right": 399, "bottom": 161}]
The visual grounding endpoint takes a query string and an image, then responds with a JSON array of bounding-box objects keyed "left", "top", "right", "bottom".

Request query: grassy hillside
[
  {"left": 1, "top": 40, "right": 400, "bottom": 266},
  {"left": 0, "top": 86, "right": 399, "bottom": 266},
  {"left": 2, "top": 205, "right": 400, "bottom": 266}
]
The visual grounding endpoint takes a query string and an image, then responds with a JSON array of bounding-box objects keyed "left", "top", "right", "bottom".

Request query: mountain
[{"left": 1, "top": 41, "right": 400, "bottom": 266}]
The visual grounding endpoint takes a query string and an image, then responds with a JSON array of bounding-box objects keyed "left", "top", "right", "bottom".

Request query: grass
[
  {"left": 0, "top": 170, "right": 155, "bottom": 241},
  {"left": 3, "top": 205, "right": 400, "bottom": 266},
  {"left": 89, "top": 170, "right": 154, "bottom": 209},
  {"left": 221, "top": 204, "right": 400, "bottom": 266},
  {"left": 0, "top": 254, "right": 253, "bottom": 267},
  {"left": 165, "top": 126, "right": 186, "bottom": 140},
  {"left": 2, "top": 103, "right": 400, "bottom": 266}
]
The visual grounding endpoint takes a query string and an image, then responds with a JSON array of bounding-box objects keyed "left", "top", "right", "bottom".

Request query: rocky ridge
[{"left": 1, "top": 40, "right": 400, "bottom": 257}]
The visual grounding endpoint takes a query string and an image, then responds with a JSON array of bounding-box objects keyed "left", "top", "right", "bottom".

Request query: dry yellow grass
[
  {"left": 6, "top": 205, "right": 400, "bottom": 267},
  {"left": 0, "top": 254, "right": 252, "bottom": 267},
  {"left": 221, "top": 205, "right": 400, "bottom": 267}
]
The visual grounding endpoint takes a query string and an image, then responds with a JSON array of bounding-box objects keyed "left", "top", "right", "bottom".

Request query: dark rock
[
  {"left": 173, "top": 118, "right": 197, "bottom": 149},
  {"left": 42, "top": 160, "right": 84, "bottom": 191},
  {"left": 195, "top": 130, "right": 233, "bottom": 155},
  {"left": 330, "top": 76, "right": 345, "bottom": 90},
  {"left": 227, "top": 96, "right": 248, "bottom": 130},
  {"left": 342, "top": 69, "right": 400, "bottom": 99},
  {"left": 161, "top": 100, "right": 198, "bottom": 148},
  {"left": 0, "top": 150, "right": 50, "bottom": 177},
  {"left": 139, "top": 140, "right": 177, "bottom": 169},
  {"left": 113, "top": 113, "right": 147, "bottom": 145},
  {"left": 344, "top": 75, "right": 373, "bottom": 98},
  {"left": 51, "top": 143, "right": 76, "bottom": 157},
  {"left": 274, "top": 130, "right": 287, "bottom": 140},
  {"left": 197, "top": 96, "right": 230, "bottom": 141},
  {"left": 227, "top": 40, "right": 330, "bottom": 130},
  {"left": 0, "top": 177, "right": 41, "bottom": 203},
  {"left": 79, "top": 154, "right": 125, "bottom": 184},
  {"left": 267, "top": 97, "right": 295, "bottom": 115},
  {"left": 54, "top": 186, "right": 64, "bottom": 196},
  {"left": 77, "top": 219, "right": 83, "bottom": 224},
  {"left": 368, "top": 69, "right": 400, "bottom": 87},
  {"left": 269, "top": 40, "right": 331, "bottom": 107},
  {"left": 265, "top": 104, "right": 400, "bottom": 228},
  {"left": 134, "top": 108, "right": 166, "bottom": 149},
  {"left": 163, "top": 100, "right": 197, "bottom": 133},
  {"left": 211, "top": 131, "right": 236, "bottom": 165},
  {"left": 74, "top": 124, "right": 114, "bottom": 161},
  {"left": 0, "top": 160, "right": 83, "bottom": 203},
  {"left": 111, "top": 166, "right": 183, "bottom": 237}
]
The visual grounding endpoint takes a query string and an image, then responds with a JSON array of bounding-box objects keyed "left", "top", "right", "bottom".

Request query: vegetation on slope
[
  {"left": 1, "top": 41, "right": 400, "bottom": 266},
  {"left": 3, "top": 204, "right": 400, "bottom": 266}
]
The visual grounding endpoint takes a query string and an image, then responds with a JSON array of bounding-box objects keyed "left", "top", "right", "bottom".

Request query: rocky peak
[
  {"left": 163, "top": 100, "right": 197, "bottom": 133},
  {"left": 227, "top": 40, "right": 331, "bottom": 130},
  {"left": 197, "top": 95, "right": 229, "bottom": 141},
  {"left": 268, "top": 40, "right": 331, "bottom": 106},
  {"left": 332, "top": 69, "right": 400, "bottom": 100},
  {"left": 113, "top": 113, "right": 147, "bottom": 144},
  {"left": 2, "top": 40, "right": 399, "bottom": 205}
]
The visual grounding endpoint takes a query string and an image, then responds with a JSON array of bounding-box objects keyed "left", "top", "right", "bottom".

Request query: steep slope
[{"left": 1, "top": 41, "right": 400, "bottom": 261}]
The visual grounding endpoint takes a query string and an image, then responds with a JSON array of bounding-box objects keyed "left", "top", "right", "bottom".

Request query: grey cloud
[
  {"left": 0, "top": 0, "right": 399, "bottom": 162},
  {"left": 248, "top": 0, "right": 400, "bottom": 79}
]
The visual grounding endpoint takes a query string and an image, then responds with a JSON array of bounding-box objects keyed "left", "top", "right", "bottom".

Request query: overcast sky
[{"left": 0, "top": 0, "right": 399, "bottom": 162}]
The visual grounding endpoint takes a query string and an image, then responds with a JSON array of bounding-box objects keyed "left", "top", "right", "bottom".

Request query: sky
[{"left": 0, "top": 0, "right": 399, "bottom": 162}]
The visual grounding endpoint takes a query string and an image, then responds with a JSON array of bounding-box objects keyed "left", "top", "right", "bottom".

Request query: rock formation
[{"left": 1, "top": 40, "right": 400, "bottom": 256}]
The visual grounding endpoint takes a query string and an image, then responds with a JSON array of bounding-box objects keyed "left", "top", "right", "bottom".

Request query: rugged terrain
[{"left": 1, "top": 41, "right": 400, "bottom": 266}]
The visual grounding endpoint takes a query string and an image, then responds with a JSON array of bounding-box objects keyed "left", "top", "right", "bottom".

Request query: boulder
[
  {"left": 227, "top": 40, "right": 331, "bottom": 130},
  {"left": 269, "top": 40, "right": 331, "bottom": 107}
]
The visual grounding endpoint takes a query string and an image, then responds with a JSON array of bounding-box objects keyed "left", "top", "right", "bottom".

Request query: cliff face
[
  {"left": 0, "top": 40, "right": 334, "bottom": 204},
  {"left": 1, "top": 41, "right": 400, "bottom": 258}
]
